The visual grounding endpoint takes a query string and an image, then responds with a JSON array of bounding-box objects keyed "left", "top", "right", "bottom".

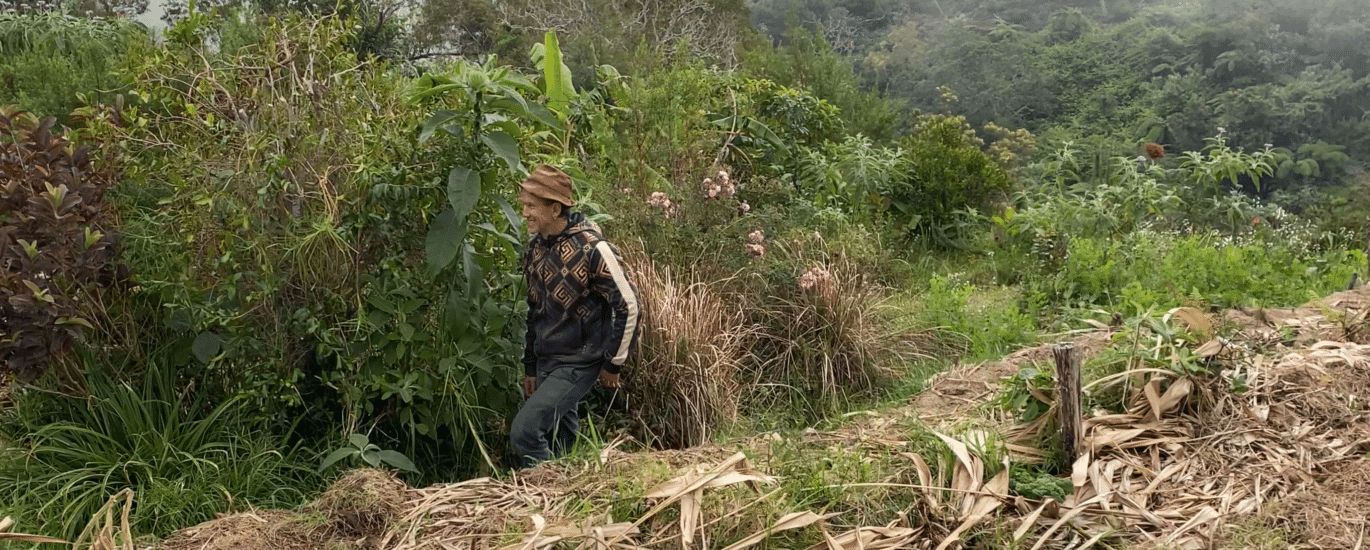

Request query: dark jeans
[{"left": 510, "top": 361, "right": 601, "bottom": 469}]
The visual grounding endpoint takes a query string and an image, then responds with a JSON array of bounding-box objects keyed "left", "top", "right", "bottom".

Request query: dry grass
[
  {"left": 996, "top": 310, "right": 1370, "bottom": 548},
  {"left": 309, "top": 469, "right": 409, "bottom": 541},
  {"left": 159, "top": 510, "right": 335, "bottom": 550},
  {"left": 620, "top": 247, "right": 759, "bottom": 449},
  {"left": 1264, "top": 459, "right": 1370, "bottom": 548},
  {"left": 155, "top": 469, "right": 409, "bottom": 550},
  {"left": 753, "top": 248, "right": 912, "bottom": 411}
]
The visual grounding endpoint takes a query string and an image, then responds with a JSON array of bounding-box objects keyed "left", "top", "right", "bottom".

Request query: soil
[{"left": 909, "top": 330, "right": 1116, "bottom": 422}]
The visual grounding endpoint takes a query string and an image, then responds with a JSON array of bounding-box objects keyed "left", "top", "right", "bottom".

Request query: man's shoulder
[{"left": 569, "top": 224, "right": 606, "bottom": 246}]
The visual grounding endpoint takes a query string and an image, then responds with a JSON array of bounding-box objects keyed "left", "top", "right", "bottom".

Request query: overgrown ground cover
[
  {"left": 1, "top": 4, "right": 1368, "bottom": 549},
  {"left": 33, "top": 288, "right": 1370, "bottom": 550}
]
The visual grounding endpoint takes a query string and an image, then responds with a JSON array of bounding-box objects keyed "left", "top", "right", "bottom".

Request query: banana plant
[
  {"left": 531, "top": 31, "right": 577, "bottom": 117},
  {"left": 529, "top": 31, "right": 629, "bottom": 153}
]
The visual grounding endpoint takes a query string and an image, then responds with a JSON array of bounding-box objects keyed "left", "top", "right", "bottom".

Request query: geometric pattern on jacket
[{"left": 521, "top": 213, "right": 640, "bottom": 377}]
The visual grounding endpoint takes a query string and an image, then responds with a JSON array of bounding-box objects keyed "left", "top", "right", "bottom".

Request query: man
[{"left": 511, "top": 164, "right": 640, "bottom": 469}]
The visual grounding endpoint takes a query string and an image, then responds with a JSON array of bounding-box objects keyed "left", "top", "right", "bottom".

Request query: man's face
[{"left": 519, "top": 189, "right": 561, "bottom": 237}]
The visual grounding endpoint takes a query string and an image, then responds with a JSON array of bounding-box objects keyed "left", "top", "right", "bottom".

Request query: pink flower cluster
[
  {"left": 644, "top": 169, "right": 752, "bottom": 222},
  {"left": 745, "top": 229, "right": 765, "bottom": 258},
  {"left": 797, "top": 266, "right": 834, "bottom": 291},
  {"left": 704, "top": 171, "right": 737, "bottom": 201},
  {"left": 647, "top": 191, "right": 679, "bottom": 218}
]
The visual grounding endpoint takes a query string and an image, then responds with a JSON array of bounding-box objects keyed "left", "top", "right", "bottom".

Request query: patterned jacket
[{"left": 521, "top": 212, "right": 641, "bottom": 377}]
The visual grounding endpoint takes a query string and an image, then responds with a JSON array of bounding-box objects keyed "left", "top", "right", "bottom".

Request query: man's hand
[
  {"left": 522, "top": 376, "right": 537, "bottom": 397},
  {"left": 599, "top": 370, "right": 621, "bottom": 389}
]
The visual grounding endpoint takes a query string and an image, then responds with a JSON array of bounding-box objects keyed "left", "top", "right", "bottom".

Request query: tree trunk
[{"left": 1054, "top": 343, "right": 1083, "bottom": 465}]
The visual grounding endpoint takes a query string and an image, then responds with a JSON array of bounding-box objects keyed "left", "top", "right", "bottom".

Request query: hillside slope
[{"left": 61, "top": 288, "right": 1370, "bottom": 550}]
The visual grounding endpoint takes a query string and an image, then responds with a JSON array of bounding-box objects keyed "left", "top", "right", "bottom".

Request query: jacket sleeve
[
  {"left": 522, "top": 292, "right": 537, "bottom": 378},
  {"left": 589, "top": 240, "right": 641, "bottom": 374},
  {"left": 521, "top": 250, "right": 538, "bottom": 378}
]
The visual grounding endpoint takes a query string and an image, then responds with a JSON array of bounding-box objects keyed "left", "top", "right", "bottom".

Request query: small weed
[
  {"left": 1221, "top": 516, "right": 1289, "bottom": 550},
  {"left": 1007, "top": 464, "right": 1072, "bottom": 502}
]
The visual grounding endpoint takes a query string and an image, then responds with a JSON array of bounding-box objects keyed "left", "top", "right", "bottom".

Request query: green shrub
[
  {"left": 0, "top": 110, "right": 121, "bottom": 383},
  {"left": 748, "top": 235, "right": 910, "bottom": 416},
  {"left": 892, "top": 114, "right": 1012, "bottom": 242},
  {"left": 0, "top": 12, "right": 147, "bottom": 119}
]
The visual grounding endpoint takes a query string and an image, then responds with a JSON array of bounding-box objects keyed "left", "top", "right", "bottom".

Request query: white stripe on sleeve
[{"left": 595, "top": 241, "right": 639, "bottom": 365}]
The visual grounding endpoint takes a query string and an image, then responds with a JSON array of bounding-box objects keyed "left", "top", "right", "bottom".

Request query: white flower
[
  {"left": 747, "top": 229, "right": 765, "bottom": 245},
  {"left": 647, "top": 191, "right": 670, "bottom": 208}
]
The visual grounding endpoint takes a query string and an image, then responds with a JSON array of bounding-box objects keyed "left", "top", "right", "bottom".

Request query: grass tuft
[
  {"left": 622, "top": 247, "right": 759, "bottom": 449},
  {"left": 0, "top": 366, "right": 323, "bottom": 541}
]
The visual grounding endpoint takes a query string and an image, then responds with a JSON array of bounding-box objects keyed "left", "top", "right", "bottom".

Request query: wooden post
[{"left": 1053, "top": 343, "right": 1083, "bottom": 465}]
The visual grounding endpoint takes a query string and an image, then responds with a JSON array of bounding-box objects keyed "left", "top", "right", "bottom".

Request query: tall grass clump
[
  {"left": 0, "top": 12, "right": 148, "bottom": 118},
  {"left": 0, "top": 366, "right": 322, "bottom": 542},
  {"left": 622, "top": 247, "right": 758, "bottom": 449},
  {"left": 751, "top": 234, "right": 917, "bottom": 414}
]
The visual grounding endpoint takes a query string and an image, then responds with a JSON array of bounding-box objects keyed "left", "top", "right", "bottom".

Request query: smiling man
[{"left": 510, "top": 164, "right": 640, "bottom": 469}]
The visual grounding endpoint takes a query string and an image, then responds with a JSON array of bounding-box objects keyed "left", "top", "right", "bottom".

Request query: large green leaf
[
  {"left": 408, "top": 74, "right": 467, "bottom": 104},
  {"left": 480, "top": 131, "right": 523, "bottom": 173},
  {"left": 447, "top": 166, "right": 482, "bottom": 218},
  {"left": 476, "top": 222, "right": 521, "bottom": 246},
  {"left": 494, "top": 195, "right": 524, "bottom": 235},
  {"left": 191, "top": 332, "right": 221, "bottom": 364},
  {"left": 419, "top": 110, "right": 463, "bottom": 143},
  {"left": 540, "top": 31, "right": 576, "bottom": 115},
  {"left": 707, "top": 114, "right": 788, "bottom": 152},
  {"left": 319, "top": 447, "right": 356, "bottom": 471},
  {"left": 425, "top": 208, "right": 466, "bottom": 274},
  {"left": 462, "top": 245, "right": 484, "bottom": 299},
  {"left": 443, "top": 290, "right": 471, "bottom": 334},
  {"left": 377, "top": 450, "right": 419, "bottom": 473},
  {"left": 488, "top": 97, "right": 564, "bottom": 132}
]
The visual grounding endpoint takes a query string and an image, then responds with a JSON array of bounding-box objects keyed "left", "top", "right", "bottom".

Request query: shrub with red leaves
[{"left": 0, "top": 109, "right": 120, "bottom": 380}]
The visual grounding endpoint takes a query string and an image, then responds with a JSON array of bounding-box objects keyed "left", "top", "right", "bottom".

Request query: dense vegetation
[{"left": 1, "top": 0, "right": 1367, "bottom": 545}]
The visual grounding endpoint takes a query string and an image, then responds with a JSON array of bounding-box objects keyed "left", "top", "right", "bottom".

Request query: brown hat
[{"left": 520, "top": 164, "right": 575, "bottom": 207}]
